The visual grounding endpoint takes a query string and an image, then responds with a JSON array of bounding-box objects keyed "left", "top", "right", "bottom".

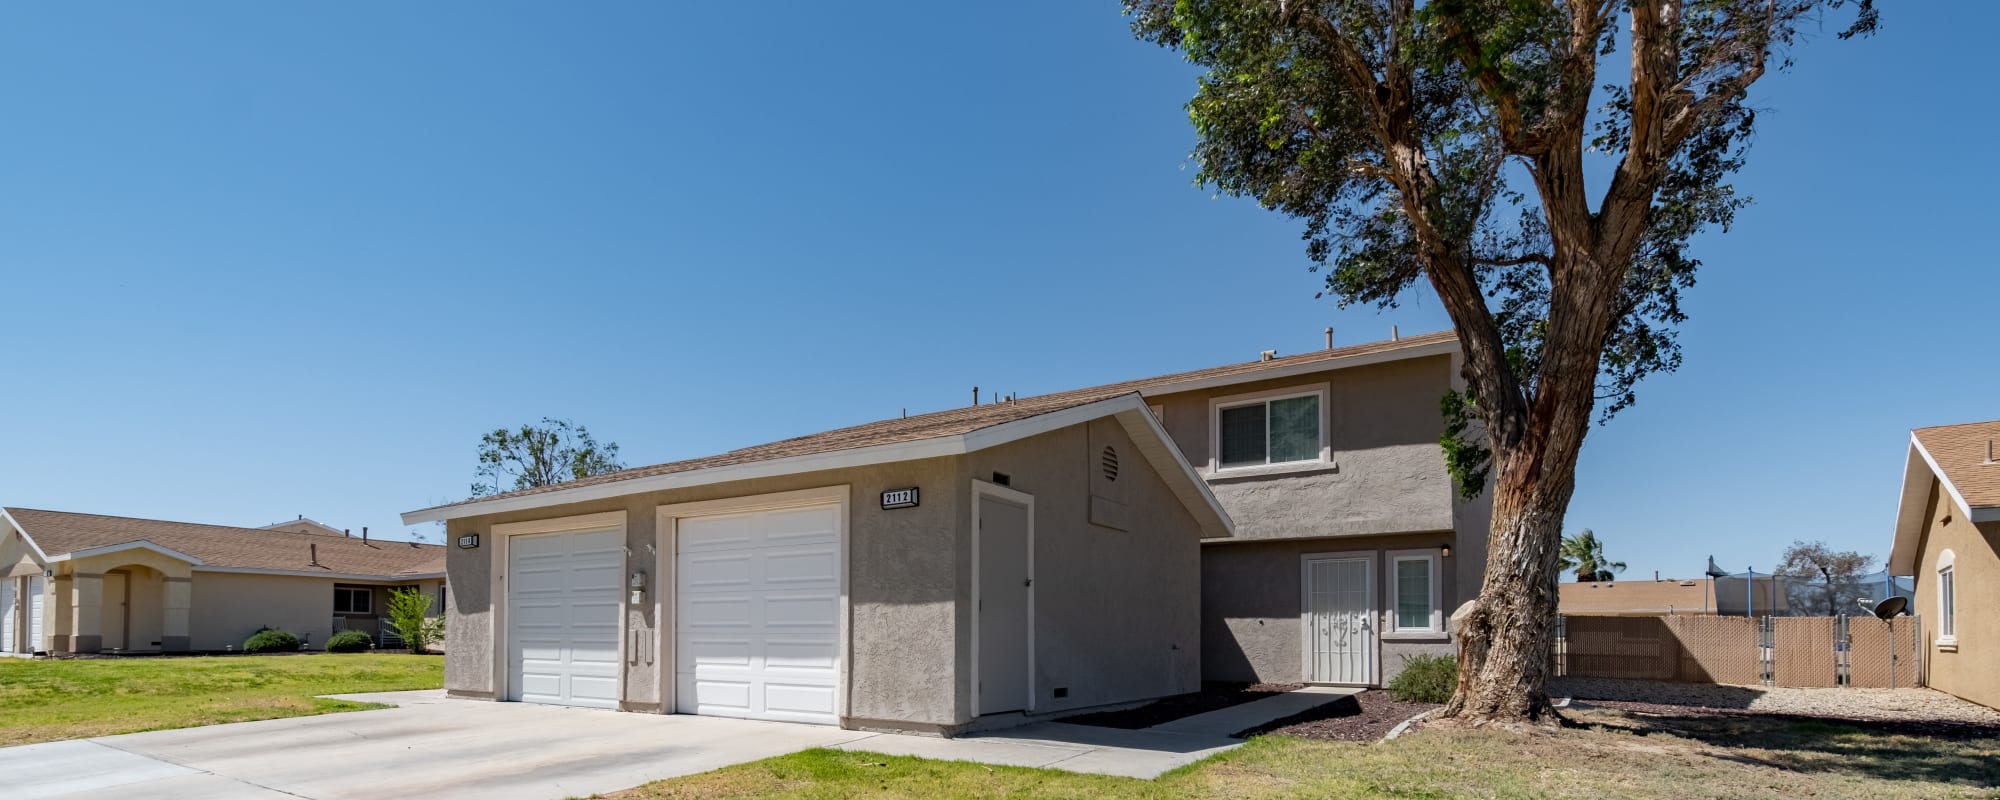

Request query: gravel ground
[
  {"left": 1553, "top": 676, "right": 2000, "bottom": 726},
  {"left": 1234, "top": 690, "right": 1440, "bottom": 742},
  {"left": 1061, "top": 683, "right": 1305, "bottom": 729}
]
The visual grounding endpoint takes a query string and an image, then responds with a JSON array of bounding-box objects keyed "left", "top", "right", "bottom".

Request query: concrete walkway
[
  {"left": 1, "top": 690, "right": 1247, "bottom": 799},
  {"left": 1148, "top": 685, "right": 1362, "bottom": 737}
]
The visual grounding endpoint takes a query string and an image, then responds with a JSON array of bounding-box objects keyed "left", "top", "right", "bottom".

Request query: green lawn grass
[
  {"left": 599, "top": 709, "right": 2000, "bottom": 800},
  {"left": 0, "top": 653, "right": 443, "bottom": 746}
]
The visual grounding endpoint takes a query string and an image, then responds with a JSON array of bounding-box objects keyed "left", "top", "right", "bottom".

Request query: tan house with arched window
[{"left": 1889, "top": 419, "right": 2000, "bottom": 709}]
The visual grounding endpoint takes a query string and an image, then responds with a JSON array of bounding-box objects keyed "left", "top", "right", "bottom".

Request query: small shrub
[
  {"left": 1387, "top": 654, "right": 1456, "bottom": 704},
  {"left": 243, "top": 628, "right": 301, "bottom": 654},
  {"left": 326, "top": 629, "right": 373, "bottom": 653}
]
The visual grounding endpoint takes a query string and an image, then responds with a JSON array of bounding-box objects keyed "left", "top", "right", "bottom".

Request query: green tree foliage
[
  {"left": 384, "top": 588, "right": 445, "bottom": 655},
  {"left": 1126, "top": 0, "right": 1875, "bottom": 723},
  {"left": 1557, "top": 529, "right": 1626, "bottom": 582},
  {"left": 472, "top": 418, "right": 625, "bottom": 497}
]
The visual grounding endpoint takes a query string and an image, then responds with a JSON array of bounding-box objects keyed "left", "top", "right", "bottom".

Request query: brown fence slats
[{"left": 1559, "top": 614, "right": 1922, "bottom": 689}]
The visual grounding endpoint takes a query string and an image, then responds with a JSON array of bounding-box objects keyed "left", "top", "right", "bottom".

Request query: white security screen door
[
  {"left": 507, "top": 528, "right": 624, "bottom": 708},
  {"left": 977, "top": 494, "right": 1031, "bottom": 715},
  {"left": 1303, "top": 555, "right": 1374, "bottom": 684},
  {"left": 675, "top": 503, "right": 841, "bottom": 725}
]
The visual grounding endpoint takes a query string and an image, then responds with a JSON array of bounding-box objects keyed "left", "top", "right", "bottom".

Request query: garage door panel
[
  {"left": 507, "top": 528, "right": 623, "bottom": 709},
  {"left": 676, "top": 503, "right": 840, "bottom": 725}
]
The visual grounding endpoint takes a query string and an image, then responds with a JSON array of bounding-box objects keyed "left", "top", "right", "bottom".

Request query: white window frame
[
  {"left": 1207, "top": 384, "right": 1331, "bottom": 475},
  {"left": 333, "top": 586, "right": 372, "bottom": 615},
  {"left": 1936, "top": 549, "right": 1956, "bottom": 647},
  {"left": 1384, "top": 550, "right": 1443, "bottom": 637}
]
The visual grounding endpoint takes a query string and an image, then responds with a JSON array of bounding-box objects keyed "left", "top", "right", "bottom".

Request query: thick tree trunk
[{"left": 1439, "top": 455, "right": 1573, "bottom": 726}]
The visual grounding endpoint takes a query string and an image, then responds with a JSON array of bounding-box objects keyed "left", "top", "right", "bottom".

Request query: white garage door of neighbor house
[
  {"left": 676, "top": 503, "right": 840, "bottom": 725},
  {"left": 507, "top": 528, "right": 624, "bottom": 709},
  {"left": 0, "top": 578, "right": 14, "bottom": 654},
  {"left": 28, "top": 577, "right": 44, "bottom": 654}
]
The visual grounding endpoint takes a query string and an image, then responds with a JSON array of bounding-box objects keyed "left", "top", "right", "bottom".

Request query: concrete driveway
[{"left": 4, "top": 691, "right": 1243, "bottom": 799}]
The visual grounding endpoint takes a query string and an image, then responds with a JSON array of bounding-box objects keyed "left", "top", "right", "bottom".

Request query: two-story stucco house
[{"left": 402, "top": 331, "right": 1486, "bottom": 733}]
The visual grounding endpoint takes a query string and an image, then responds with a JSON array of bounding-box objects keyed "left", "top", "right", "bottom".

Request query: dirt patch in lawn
[
  {"left": 1237, "top": 690, "right": 1439, "bottom": 741},
  {"left": 1061, "top": 682, "right": 1304, "bottom": 729}
]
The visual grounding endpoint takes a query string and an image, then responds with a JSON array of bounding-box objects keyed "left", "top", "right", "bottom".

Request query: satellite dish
[{"left": 1872, "top": 596, "right": 1908, "bottom": 620}]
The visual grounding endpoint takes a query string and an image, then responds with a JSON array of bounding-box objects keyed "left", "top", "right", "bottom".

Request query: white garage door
[
  {"left": 0, "top": 578, "right": 14, "bottom": 654},
  {"left": 507, "top": 528, "right": 623, "bottom": 709},
  {"left": 676, "top": 503, "right": 840, "bottom": 725},
  {"left": 27, "top": 577, "right": 43, "bottom": 654}
]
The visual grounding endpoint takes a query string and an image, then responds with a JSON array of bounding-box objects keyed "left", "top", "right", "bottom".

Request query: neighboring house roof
[
  {"left": 260, "top": 517, "right": 349, "bottom": 537},
  {"left": 1560, "top": 580, "right": 1717, "bottom": 615},
  {"left": 1890, "top": 419, "right": 2000, "bottom": 574},
  {"left": 401, "top": 332, "right": 1457, "bottom": 526},
  {"left": 2, "top": 508, "right": 445, "bottom": 579}
]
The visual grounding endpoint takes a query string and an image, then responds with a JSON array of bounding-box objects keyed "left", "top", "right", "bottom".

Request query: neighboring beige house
[
  {"left": 402, "top": 331, "right": 1488, "bottom": 733},
  {"left": 1559, "top": 577, "right": 1789, "bottom": 617},
  {"left": 1890, "top": 419, "right": 2000, "bottom": 709},
  {"left": 0, "top": 509, "right": 445, "bottom": 655},
  {"left": 260, "top": 517, "right": 353, "bottom": 537}
]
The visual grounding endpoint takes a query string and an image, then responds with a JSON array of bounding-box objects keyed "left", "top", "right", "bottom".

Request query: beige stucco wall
[
  {"left": 955, "top": 417, "right": 1204, "bottom": 721},
  {"left": 1150, "top": 354, "right": 1460, "bottom": 541},
  {"left": 1911, "top": 481, "right": 2000, "bottom": 709},
  {"left": 188, "top": 573, "right": 443, "bottom": 651},
  {"left": 440, "top": 414, "right": 1209, "bottom": 730},
  {"left": 1201, "top": 532, "right": 1460, "bottom": 685}
]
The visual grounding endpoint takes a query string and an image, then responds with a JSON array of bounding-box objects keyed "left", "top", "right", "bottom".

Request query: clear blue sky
[{"left": 1, "top": 3, "right": 1991, "bottom": 577}]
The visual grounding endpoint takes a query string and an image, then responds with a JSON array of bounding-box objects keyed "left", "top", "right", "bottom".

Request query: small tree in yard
[
  {"left": 1126, "top": 0, "right": 1876, "bottom": 725},
  {"left": 385, "top": 588, "right": 445, "bottom": 654},
  {"left": 1776, "top": 540, "right": 1874, "bottom": 616}
]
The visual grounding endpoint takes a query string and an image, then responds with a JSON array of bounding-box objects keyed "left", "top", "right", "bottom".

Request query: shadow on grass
[{"left": 1579, "top": 710, "right": 2000, "bottom": 788}]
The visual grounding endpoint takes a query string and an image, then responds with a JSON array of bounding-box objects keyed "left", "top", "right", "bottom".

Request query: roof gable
[{"left": 1889, "top": 420, "right": 2000, "bottom": 575}]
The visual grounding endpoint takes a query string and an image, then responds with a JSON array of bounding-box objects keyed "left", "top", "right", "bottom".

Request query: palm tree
[{"left": 1558, "top": 530, "right": 1627, "bottom": 583}]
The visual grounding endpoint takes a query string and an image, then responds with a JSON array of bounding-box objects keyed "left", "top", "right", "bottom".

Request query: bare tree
[{"left": 1776, "top": 540, "right": 1875, "bottom": 616}]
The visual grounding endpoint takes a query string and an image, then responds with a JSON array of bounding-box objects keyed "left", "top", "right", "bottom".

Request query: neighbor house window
[
  {"left": 1388, "top": 551, "right": 1442, "bottom": 634},
  {"left": 1215, "top": 390, "right": 1324, "bottom": 469},
  {"left": 1938, "top": 558, "right": 1956, "bottom": 644},
  {"left": 334, "top": 586, "right": 372, "bottom": 615}
]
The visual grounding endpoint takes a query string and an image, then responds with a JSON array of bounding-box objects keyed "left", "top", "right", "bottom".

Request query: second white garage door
[
  {"left": 507, "top": 528, "right": 624, "bottom": 709},
  {"left": 675, "top": 503, "right": 840, "bottom": 725}
]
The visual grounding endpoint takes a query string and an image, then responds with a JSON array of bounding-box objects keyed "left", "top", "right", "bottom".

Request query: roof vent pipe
[
  {"left": 362, "top": 527, "right": 369, "bottom": 545},
  {"left": 1392, "top": 325, "right": 1400, "bottom": 341},
  {"left": 309, "top": 542, "right": 320, "bottom": 567},
  {"left": 1325, "top": 327, "right": 1333, "bottom": 350},
  {"left": 972, "top": 386, "right": 980, "bottom": 406},
  {"left": 343, "top": 528, "right": 351, "bottom": 538},
  {"left": 1986, "top": 439, "right": 1998, "bottom": 465}
]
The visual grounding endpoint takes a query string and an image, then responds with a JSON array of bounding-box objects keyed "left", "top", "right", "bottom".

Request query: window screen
[
  {"left": 1940, "top": 567, "right": 1955, "bottom": 637},
  {"left": 1396, "top": 558, "right": 1433, "bottom": 630},
  {"left": 1268, "top": 395, "right": 1320, "bottom": 463},
  {"left": 1218, "top": 404, "right": 1268, "bottom": 467}
]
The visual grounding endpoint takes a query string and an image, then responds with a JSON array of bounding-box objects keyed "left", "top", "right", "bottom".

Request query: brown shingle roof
[
  {"left": 1914, "top": 420, "right": 2000, "bottom": 510},
  {"left": 416, "top": 331, "right": 1458, "bottom": 513},
  {"left": 6, "top": 508, "right": 445, "bottom": 577}
]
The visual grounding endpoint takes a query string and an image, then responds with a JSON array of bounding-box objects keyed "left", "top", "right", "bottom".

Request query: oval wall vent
[{"left": 1101, "top": 445, "right": 1120, "bottom": 482}]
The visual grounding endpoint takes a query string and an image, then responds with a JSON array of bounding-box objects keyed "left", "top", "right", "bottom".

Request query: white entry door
[
  {"left": 675, "top": 503, "right": 840, "bottom": 725},
  {"left": 976, "top": 493, "right": 1031, "bottom": 715},
  {"left": 0, "top": 578, "right": 15, "bottom": 654},
  {"left": 507, "top": 528, "right": 624, "bottom": 708},
  {"left": 27, "top": 576, "right": 44, "bottom": 655},
  {"left": 1303, "top": 554, "right": 1374, "bottom": 684}
]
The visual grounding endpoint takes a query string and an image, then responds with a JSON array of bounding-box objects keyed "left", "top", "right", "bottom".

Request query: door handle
[{"left": 1024, "top": 578, "right": 1033, "bottom": 587}]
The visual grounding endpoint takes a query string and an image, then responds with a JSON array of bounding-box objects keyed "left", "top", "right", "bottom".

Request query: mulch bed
[
  {"left": 1571, "top": 698, "right": 2000, "bottom": 740},
  {"left": 1237, "top": 689, "right": 1441, "bottom": 741},
  {"left": 1062, "top": 682, "right": 1305, "bottom": 729}
]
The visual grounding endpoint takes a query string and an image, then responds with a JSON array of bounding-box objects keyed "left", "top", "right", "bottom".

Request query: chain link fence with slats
[{"left": 1556, "top": 614, "right": 1923, "bottom": 688}]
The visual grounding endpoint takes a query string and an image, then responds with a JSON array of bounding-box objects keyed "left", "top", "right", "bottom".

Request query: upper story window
[
  {"left": 1213, "top": 388, "right": 1326, "bottom": 471},
  {"left": 334, "top": 586, "right": 372, "bottom": 615}
]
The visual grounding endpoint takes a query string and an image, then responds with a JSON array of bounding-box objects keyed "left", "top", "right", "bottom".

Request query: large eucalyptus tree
[{"left": 1127, "top": 0, "right": 1875, "bottom": 724}]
